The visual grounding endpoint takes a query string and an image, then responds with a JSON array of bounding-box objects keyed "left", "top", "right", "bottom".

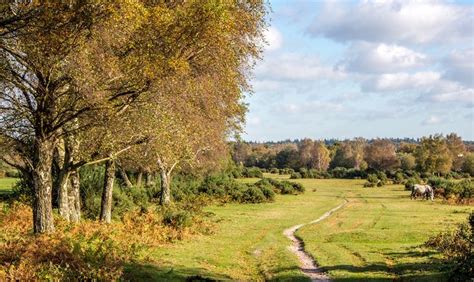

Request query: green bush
[
  {"left": 269, "top": 168, "right": 279, "bottom": 174},
  {"left": 427, "top": 177, "right": 450, "bottom": 190},
  {"left": 240, "top": 186, "right": 266, "bottom": 203},
  {"left": 289, "top": 172, "right": 302, "bottom": 179},
  {"left": 162, "top": 209, "right": 192, "bottom": 229},
  {"left": 5, "top": 170, "right": 20, "bottom": 178},
  {"left": 259, "top": 185, "right": 275, "bottom": 201},
  {"left": 424, "top": 212, "right": 473, "bottom": 280},
  {"left": 393, "top": 171, "right": 405, "bottom": 184},
  {"left": 404, "top": 178, "right": 418, "bottom": 191},
  {"left": 445, "top": 179, "right": 473, "bottom": 201},
  {"left": 278, "top": 168, "right": 294, "bottom": 175},
  {"left": 330, "top": 167, "right": 366, "bottom": 179},
  {"left": 241, "top": 167, "right": 263, "bottom": 178}
]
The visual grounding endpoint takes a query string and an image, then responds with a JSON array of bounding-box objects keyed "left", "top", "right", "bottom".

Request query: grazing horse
[{"left": 411, "top": 184, "right": 434, "bottom": 201}]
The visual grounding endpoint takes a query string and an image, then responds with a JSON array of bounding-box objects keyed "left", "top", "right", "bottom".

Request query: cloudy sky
[{"left": 243, "top": 0, "right": 474, "bottom": 141}]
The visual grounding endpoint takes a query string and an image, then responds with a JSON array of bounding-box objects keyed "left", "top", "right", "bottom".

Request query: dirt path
[{"left": 283, "top": 200, "right": 348, "bottom": 282}]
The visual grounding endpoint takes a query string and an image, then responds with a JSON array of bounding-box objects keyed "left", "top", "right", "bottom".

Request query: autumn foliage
[{"left": 0, "top": 202, "right": 215, "bottom": 280}]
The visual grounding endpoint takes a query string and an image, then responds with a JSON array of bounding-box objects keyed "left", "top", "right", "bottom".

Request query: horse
[{"left": 411, "top": 184, "right": 434, "bottom": 201}]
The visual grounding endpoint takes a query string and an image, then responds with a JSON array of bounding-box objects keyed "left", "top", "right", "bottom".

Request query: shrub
[
  {"left": 364, "top": 172, "right": 387, "bottom": 187},
  {"left": 240, "top": 186, "right": 266, "bottom": 203},
  {"left": 363, "top": 174, "right": 378, "bottom": 187},
  {"left": 5, "top": 170, "right": 20, "bottom": 178},
  {"left": 461, "top": 153, "right": 474, "bottom": 176},
  {"left": 404, "top": 177, "right": 419, "bottom": 191},
  {"left": 330, "top": 167, "right": 366, "bottom": 179},
  {"left": 291, "top": 182, "right": 305, "bottom": 193},
  {"left": 259, "top": 185, "right": 275, "bottom": 201},
  {"left": 10, "top": 176, "right": 34, "bottom": 203},
  {"left": 445, "top": 179, "right": 473, "bottom": 203},
  {"left": 391, "top": 171, "right": 405, "bottom": 184},
  {"left": 241, "top": 167, "right": 263, "bottom": 178},
  {"left": 290, "top": 172, "right": 302, "bottom": 179},
  {"left": 424, "top": 212, "right": 473, "bottom": 280},
  {"left": 0, "top": 202, "right": 215, "bottom": 280},
  {"left": 269, "top": 168, "right": 279, "bottom": 174},
  {"left": 427, "top": 177, "right": 450, "bottom": 190},
  {"left": 278, "top": 168, "right": 294, "bottom": 175},
  {"left": 162, "top": 209, "right": 192, "bottom": 229}
]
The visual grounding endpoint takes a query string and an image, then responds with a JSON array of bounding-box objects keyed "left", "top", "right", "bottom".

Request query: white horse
[{"left": 411, "top": 184, "right": 434, "bottom": 201}]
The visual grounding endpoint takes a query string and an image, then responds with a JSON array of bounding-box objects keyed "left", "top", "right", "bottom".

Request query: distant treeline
[
  {"left": 243, "top": 137, "right": 474, "bottom": 148},
  {"left": 230, "top": 133, "right": 474, "bottom": 177}
]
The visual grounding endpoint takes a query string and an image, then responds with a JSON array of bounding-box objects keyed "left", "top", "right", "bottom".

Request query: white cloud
[
  {"left": 309, "top": 0, "right": 474, "bottom": 45},
  {"left": 422, "top": 115, "right": 442, "bottom": 125},
  {"left": 246, "top": 116, "right": 261, "bottom": 126},
  {"left": 263, "top": 26, "right": 283, "bottom": 51},
  {"left": 340, "top": 42, "right": 428, "bottom": 73},
  {"left": 362, "top": 71, "right": 441, "bottom": 92},
  {"left": 430, "top": 88, "right": 474, "bottom": 105},
  {"left": 278, "top": 100, "right": 344, "bottom": 114},
  {"left": 256, "top": 53, "right": 345, "bottom": 81},
  {"left": 443, "top": 48, "right": 474, "bottom": 87}
]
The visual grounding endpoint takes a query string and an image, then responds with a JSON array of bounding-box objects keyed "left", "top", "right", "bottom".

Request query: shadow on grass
[
  {"left": 319, "top": 258, "right": 450, "bottom": 282},
  {"left": 123, "top": 263, "right": 233, "bottom": 281},
  {"left": 124, "top": 263, "right": 312, "bottom": 282}
]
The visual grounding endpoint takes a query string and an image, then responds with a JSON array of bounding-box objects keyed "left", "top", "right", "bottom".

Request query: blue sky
[{"left": 243, "top": 0, "right": 474, "bottom": 141}]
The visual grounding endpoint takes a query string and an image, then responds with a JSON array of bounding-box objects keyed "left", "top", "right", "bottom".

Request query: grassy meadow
[
  {"left": 0, "top": 178, "right": 16, "bottom": 197},
  {"left": 126, "top": 174, "right": 471, "bottom": 281}
]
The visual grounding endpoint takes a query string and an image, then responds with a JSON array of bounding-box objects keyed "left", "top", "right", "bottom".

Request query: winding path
[{"left": 283, "top": 200, "right": 348, "bottom": 282}]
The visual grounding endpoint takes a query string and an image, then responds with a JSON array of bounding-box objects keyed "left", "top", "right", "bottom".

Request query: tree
[
  {"left": 446, "top": 133, "right": 466, "bottom": 172},
  {"left": 399, "top": 153, "right": 416, "bottom": 171},
  {"left": 115, "top": 0, "right": 267, "bottom": 206},
  {"left": 414, "top": 135, "right": 452, "bottom": 175},
  {"left": 330, "top": 139, "right": 366, "bottom": 170},
  {"left": 311, "top": 141, "right": 331, "bottom": 171},
  {"left": 0, "top": 1, "right": 113, "bottom": 233},
  {"left": 462, "top": 153, "right": 474, "bottom": 176},
  {"left": 364, "top": 139, "right": 400, "bottom": 171},
  {"left": 297, "top": 139, "right": 314, "bottom": 168}
]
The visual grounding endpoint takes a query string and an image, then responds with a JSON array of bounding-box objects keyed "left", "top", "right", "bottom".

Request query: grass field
[
  {"left": 126, "top": 175, "right": 472, "bottom": 281},
  {"left": 0, "top": 178, "right": 17, "bottom": 196}
]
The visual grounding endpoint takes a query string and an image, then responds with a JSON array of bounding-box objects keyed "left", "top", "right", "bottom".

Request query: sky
[{"left": 242, "top": 0, "right": 474, "bottom": 141}]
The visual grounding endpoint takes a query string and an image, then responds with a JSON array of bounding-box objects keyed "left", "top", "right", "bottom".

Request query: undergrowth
[{"left": 0, "top": 202, "right": 215, "bottom": 280}]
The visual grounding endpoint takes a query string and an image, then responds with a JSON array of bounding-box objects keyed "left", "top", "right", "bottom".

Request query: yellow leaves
[{"left": 168, "top": 57, "right": 191, "bottom": 75}]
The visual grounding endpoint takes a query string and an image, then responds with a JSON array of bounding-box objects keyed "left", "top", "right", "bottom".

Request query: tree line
[
  {"left": 0, "top": 1, "right": 267, "bottom": 233},
  {"left": 231, "top": 133, "right": 474, "bottom": 176}
]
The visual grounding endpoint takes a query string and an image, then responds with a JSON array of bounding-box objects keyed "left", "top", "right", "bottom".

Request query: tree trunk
[
  {"left": 159, "top": 169, "right": 171, "bottom": 205},
  {"left": 119, "top": 166, "right": 133, "bottom": 188},
  {"left": 145, "top": 172, "right": 153, "bottom": 187},
  {"left": 100, "top": 159, "right": 115, "bottom": 223},
  {"left": 32, "top": 138, "right": 55, "bottom": 233},
  {"left": 57, "top": 170, "right": 71, "bottom": 221},
  {"left": 69, "top": 169, "right": 81, "bottom": 223},
  {"left": 136, "top": 171, "right": 143, "bottom": 187}
]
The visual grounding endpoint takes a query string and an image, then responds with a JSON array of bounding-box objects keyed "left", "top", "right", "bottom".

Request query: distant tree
[
  {"left": 446, "top": 133, "right": 466, "bottom": 172},
  {"left": 398, "top": 142, "right": 418, "bottom": 154},
  {"left": 232, "top": 141, "right": 252, "bottom": 166},
  {"left": 352, "top": 138, "right": 367, "bottom": 170},
  {"left": 297, "top": 139, "right": 314, "bottom": 168},
  {"left": 414, "top": 135, "right": 452, "bottom": 175},
  {"left": 399, "top": 153, "right": 416, "bottom": 171},
  {"left": 275, "top": 147, "right": 299, "bottom": 169},
  {"left": 365, "top": 139, "right": 400, "bottom": 171},
  {"left": 462, "top": 153, "right": 474, "bottom": 176},
  {"left": 330, "top": 139, "right": 366, "bottom": 170},
  {"left": 311, "top": 141, "right": 331, "bottom": 171}
]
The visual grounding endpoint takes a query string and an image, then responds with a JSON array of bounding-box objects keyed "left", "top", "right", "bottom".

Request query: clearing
[{"left": 126, "top": 176, "right": 471, "bottom": 281}]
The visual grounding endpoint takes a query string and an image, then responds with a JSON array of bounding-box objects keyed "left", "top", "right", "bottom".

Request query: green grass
[
  {"left": 125, "top": 176, "right": 471, "bottom": 281},
  {"left": 0, "top": 178, "right": 17, "bottom": 196}
]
